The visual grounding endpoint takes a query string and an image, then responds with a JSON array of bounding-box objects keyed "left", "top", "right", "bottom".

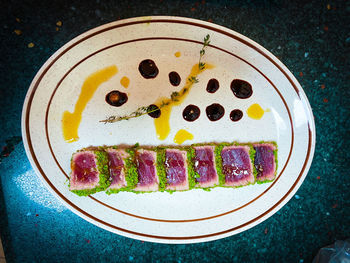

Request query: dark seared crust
[{"left": 253, "top": 141, "right": 278, "bottom": 184}]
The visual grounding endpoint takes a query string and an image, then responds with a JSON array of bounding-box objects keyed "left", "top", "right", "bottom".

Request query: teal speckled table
[{"left": 1, "top": 0, "right": 349, "bottom": 262}]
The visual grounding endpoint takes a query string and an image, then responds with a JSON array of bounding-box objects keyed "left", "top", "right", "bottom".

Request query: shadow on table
[
  {"left": 0, "top": 136, "right": 22, "bottom": 262},
  {"left": 0, "top": 173, "right": 14, "bottom": 262}
]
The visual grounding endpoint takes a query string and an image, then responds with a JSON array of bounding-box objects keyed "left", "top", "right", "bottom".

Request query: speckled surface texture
[{"left": 1, "top": 0, "right": 349, "bottom": 262}]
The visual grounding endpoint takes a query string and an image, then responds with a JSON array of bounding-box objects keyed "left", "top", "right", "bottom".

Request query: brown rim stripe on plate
[
  {"left": 45, "top": 37, "right": 294, "bottom": 222},
  {"left": 25, "top": 18, "right": 312, "bottom": 239}
]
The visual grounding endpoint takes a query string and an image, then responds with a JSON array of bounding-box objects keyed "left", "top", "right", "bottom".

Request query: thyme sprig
[
  {"left": 100, "top": 106, "right": 152, "bottom": 123},
  {"left": 187, "top": 76, "right": 199, "bottom": 83},
  {"left": 100, "top": 34, "right": 210, "bottom": 124},
  {"left": 198, "top": 34, "right": 210, "bottom": 70},
  {"left": 100, "top": 92, "right": 180, "bottom": 123}
]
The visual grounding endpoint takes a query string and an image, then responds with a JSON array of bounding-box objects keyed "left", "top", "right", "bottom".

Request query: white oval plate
[{"left": 22, "top": 16, "right": 315, "bottom": 243}]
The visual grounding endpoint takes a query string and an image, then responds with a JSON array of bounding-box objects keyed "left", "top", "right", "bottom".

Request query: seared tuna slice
[
  {"left": 165, "top": 149, "right": 189, "bottom": 191},
  {"left": 254, "top": 143, "right": 277, "bottom": 181},
  {"left": 193, "top": 146, "right": 219, "bottom": 188},
  {"left": 221, "top": 145, "right": 254, "bottom": 186},
  {"left": 105, "top": 148, "right": 128, "bottom": 190},
  {"left": 69, "top": 150, "right": 110, "bottom": 196},
  {"left": 134, "top": 149, "right": 159, "bottom": 191}
]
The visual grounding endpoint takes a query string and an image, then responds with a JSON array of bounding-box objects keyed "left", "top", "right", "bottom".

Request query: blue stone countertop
[{"left": 1, "top": 0, "right": 349, "bottom": 262}]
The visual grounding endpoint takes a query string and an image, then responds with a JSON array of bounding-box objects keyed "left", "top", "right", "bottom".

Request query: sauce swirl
[
  {"left": 138, "top": 59, "right": 159, "bottom": 79},
  {"left": 182, "top": 104, "right": 200, "bottom": 122},
  {"left": 206, "top": 78, "right": 219, "bottom": 93},
  {"left": 230, "top": 109, "right": 243, "bottom": 121},
  {"left": 169, "top": 71, "right": 181, "bottom": 86},
  {"left": 105, "top": 90, "right": 128, "bottom": 107},
  {"left": 206, "top": 103, "right": 225, "bottom": 121},
  {"left": 147, "top": 104, "right": 161, "bottom": 118},
  {"left": 230, "top": 79, "right": 253, "bottom": 99}
]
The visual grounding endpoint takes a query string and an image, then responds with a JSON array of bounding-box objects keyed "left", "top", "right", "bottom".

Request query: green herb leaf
[
  {"left": 188, "top": 76, "right": 199, "bottom": 83},
  {"left": 198, "top": 34, "right": 210, "bottom": 70},
  {"left": 170, "top": 91, "right": 180, "bottom": 102}
]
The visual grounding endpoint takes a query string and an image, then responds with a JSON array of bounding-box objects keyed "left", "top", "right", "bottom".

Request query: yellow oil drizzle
[
  {"left": 153, "top": 96, "right": 172, "bottom": 139},
  {"left": 154, "top": 63, "right": 213, "bottom": 140},
  {"left": 174, "top": 129, "right": 194, "bottom": 144},
  {"left": 174, "top": 51, "right": 181, "bottom": 57},
  {"left": 62, "top": 65, "right": 118, "bottom": 142},
  {"left": 140, "top": 16, "right": 152, "bottom": 25},
  {"left": 120, "top": 76, "right": 130, "bottom": 88},
  {"left": 247, "top": 103, "right": 268, "bottom": 120}
]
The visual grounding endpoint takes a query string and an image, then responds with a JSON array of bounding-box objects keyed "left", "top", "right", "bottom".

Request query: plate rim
[{"left": 21, "top": 16, "right": 316, "bottom": 243}]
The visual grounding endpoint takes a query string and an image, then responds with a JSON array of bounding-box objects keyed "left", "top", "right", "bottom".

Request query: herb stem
[
  {"left": 198, "top": 34, "right": 210, "bottom": 70},
  {"left": 100, "top": 92, "right": 180, "bottom": 123},
  {"left": 100, "top": 34, "right": 211, "bottom": 124}
]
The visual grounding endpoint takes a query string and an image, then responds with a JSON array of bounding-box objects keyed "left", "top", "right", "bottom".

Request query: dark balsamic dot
[
  {"left": 169, "top": 71, "right": 181, "bottom": 86},
  {"left": 230, "top": 79, "right": 253, "bottom": 99},
  {"left": 230, "top": 109, "right": 243, "bottom": 121},
  {"left": 147, "top": 104, "right": 161, "bottom": 118},
  {"left": 183, "top": 105, "right": 201, "bottom": 122},
  {"left": 138, "top": 59, "right": 159, "bottom": 79},
  {"left": 206, "top": 78, "right": 219, "bottom": 93},
  {"left": 105, "top": 90, "right": 128, "bottom": 107},
  {"left": 206, "top": 103, "right": 225, "bottom": 121}
]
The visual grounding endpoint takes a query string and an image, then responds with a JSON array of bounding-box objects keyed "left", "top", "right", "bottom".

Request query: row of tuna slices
[{"left": 69, "top": 143, "right": 277, "bottom": 196}]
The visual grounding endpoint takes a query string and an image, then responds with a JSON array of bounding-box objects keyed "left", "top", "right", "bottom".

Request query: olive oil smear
[
  {"left": 62, "top": 65, "right": 118, "bottom": 142},
  {"left": 120, "top": 76, "right": 130, "bottom": 88},
  {"left": 154, "top": 63, "right": 213, "bottom": 140},
  {"left": 174, "top": 129, "right": 194, "bottom": 144},
  {"left": 247, "top": 103, "right": 266, "bottom": 120}
]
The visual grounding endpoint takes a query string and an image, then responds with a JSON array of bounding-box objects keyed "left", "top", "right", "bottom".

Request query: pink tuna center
[
  {"left": 222, "top": 148, "right": 251, "bottom": 182},
  {"left": 73, "top": 153, "right": 98, "bottom": 183},
  {"left": 137, "top": 152, "right": 156, "bottom": 186},
  {"left": 194, "top": 148, "right": 216, "bottom": 183},
  {"left": 165, "top": 151, "right": 186, "bottom": 185},
  {"left": 108, "top": 151, "right": 124, "bottom": 185}
]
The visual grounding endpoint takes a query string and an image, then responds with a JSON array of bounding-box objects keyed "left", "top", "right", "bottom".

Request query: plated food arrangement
[
  {"left": 69, "top": 142, "right": 277, "bottom": 196},
  {"left": 22, "top": 16, "right": 315, "bottom": 243}
]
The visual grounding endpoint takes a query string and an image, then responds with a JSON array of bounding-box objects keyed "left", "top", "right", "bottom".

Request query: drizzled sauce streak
[
  {"left": 62, "top": 65, "right": 118, "bottom": 143},
  {"left": 183, "top": 104, "right": 200, "bottom": 122},
  {"left": 169, "top": 71, "right": 181, "bottom": 86},
  {"left": 138, "top": 59, "right": 159, "bottom": 79},
  {"left": 105, "top": 90, "right": 128, "bottom": 107},
  {"left": 230, "top": 109, "right": 243, "bottom": 121},
  {"left": 154, "top": 63, "right": 213, "bottom": 140},
  {"left": 206, "top": 103, "right": 225, "bottom": 121},
  {"left": 206, "top": 78, "right": 219, "bottom": 93},
  {"left": 230, "top": 79, "right": 253, "bottom": 99}
]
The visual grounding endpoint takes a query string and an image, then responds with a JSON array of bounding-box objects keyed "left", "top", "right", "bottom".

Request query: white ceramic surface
[{"left": 21, "top": 16, "right": 315, "bottom": 243}]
